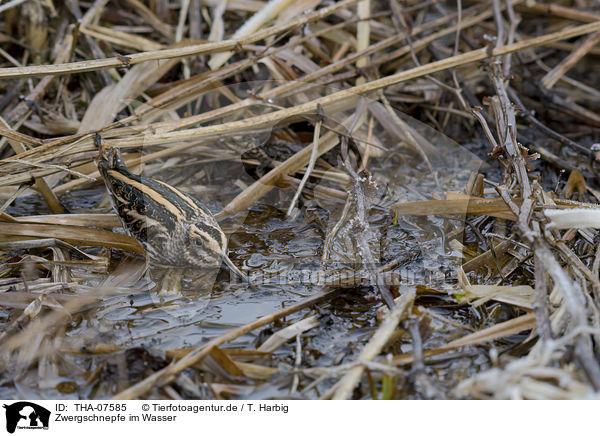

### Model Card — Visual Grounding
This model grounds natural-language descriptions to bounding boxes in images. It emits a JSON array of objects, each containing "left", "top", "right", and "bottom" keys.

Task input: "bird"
[{"left": 97, "top": 145, "right": 249, "bottom": 283}]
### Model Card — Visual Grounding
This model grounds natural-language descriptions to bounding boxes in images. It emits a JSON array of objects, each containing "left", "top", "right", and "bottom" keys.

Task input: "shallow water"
[{"left": 1, "top": 104, "right": 497, "bottom": 399}]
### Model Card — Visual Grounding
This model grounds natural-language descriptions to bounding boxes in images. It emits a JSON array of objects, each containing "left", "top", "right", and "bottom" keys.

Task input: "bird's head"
[{"left": 185, "top": 222, "right": 227, "bottom": 267}]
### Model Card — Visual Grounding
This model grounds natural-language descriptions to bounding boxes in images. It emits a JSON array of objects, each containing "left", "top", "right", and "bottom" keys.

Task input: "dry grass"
[{"left": 0, "top": 0, "right": 599, "bottom": 400}]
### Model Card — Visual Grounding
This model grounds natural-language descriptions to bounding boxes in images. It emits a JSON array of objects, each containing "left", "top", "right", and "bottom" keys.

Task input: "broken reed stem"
[
  {"left": 286, "top": 114, "right": 322, "bottom": 216},
  {"left": 355, "top": 0, "right": 371, "bottom": 71},
  {"left": 534, "top": 247, "right": 552, "bottom": 343}
]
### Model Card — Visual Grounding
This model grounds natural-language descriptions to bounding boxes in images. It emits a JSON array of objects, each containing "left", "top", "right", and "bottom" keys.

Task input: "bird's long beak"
[{"left": 222, "top": 254, "right": 251, "bottom": 284}]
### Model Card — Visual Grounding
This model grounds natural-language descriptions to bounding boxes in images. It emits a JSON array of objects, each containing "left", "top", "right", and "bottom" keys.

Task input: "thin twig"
[{"left": 287, "top": 106, "right": 323, "bottom": 216}]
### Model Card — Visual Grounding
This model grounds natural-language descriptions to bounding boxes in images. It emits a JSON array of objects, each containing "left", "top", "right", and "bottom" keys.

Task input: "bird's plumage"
[{"left": 98, "top": 147, "right": 247, "bottom": 282}]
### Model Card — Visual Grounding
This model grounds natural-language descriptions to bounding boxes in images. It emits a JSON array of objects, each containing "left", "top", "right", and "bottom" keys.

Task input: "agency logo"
[{"left": 3, "top": 402, "right": 50, "bottom": 433}]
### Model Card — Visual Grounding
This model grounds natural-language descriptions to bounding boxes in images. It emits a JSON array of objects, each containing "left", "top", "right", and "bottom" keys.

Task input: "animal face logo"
[{"left": 3, "top": 402, "right": 50, "bottom": 433}]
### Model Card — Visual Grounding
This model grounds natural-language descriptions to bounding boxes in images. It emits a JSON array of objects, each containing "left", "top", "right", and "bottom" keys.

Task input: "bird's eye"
[{"left": 195, "top": 239, "right": 203, "bottom": 246}]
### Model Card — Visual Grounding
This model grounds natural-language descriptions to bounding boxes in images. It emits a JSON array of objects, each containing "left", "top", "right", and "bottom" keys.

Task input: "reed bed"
[{"left": 0, "top": 0, "right": 599, "bottom": 400}]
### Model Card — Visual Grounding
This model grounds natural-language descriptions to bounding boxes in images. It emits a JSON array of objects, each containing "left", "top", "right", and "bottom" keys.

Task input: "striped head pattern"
[{"left": 98, "top": 147, "right": 228, "bottom": 268}]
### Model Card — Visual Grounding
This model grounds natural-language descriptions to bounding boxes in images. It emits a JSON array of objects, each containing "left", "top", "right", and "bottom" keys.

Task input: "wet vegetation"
[{"left": 0, "top": 0, "right": 599, "bottom": 399}]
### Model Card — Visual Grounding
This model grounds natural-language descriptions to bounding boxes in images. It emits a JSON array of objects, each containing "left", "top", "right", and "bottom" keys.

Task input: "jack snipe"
[{"left": 97, "top": 145, "right": 249, "bottom": 283}]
